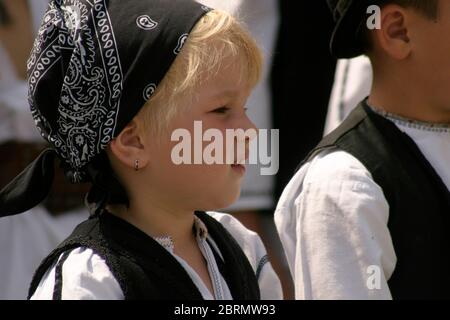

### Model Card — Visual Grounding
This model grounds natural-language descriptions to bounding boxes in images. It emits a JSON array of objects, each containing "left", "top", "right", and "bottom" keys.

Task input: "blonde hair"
[{"left": 135, "top": 9, "right": 264, "bottom": 135}]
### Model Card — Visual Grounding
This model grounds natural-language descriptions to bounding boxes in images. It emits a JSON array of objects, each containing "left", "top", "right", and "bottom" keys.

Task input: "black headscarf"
[{"left": 0, "top": 0, "right": 211, "bottom": 217}]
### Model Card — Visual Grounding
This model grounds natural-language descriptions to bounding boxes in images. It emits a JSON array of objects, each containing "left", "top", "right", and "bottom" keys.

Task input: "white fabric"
[
  {"left": 151, "top": 215, "right": 233, "bottom": 300},
  {"left": 30, "top": 212, "right": 283, "bottom": 300},
  {"left": 209, "top": 212, "right": 282, "bottom": 300},
  {"left": 30, "top": 247, "right": 124, "bottom": 300},
  {"left": 324, "top": 56, "right": 372, "bottom": 135},
  {"left": 275, "top": 115, "right": 450, "bottom": 300},
  {"left": 0, "top": 0, "right": 49, "bottom": 143},
  {"left": 174, "top": 237, "right": 233, "bottom": 300},
  {"left": 0, "top": 207, "right": 88, "bottom": 299},
  {"left": 382, "top": 113, "right": 450, "bottom": 191},
  {"left": 199, "top": 0, "right": 280, "bottom": 211}
]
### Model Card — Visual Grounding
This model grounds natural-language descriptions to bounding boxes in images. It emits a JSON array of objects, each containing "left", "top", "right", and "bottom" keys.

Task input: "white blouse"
[
  {"left": 275, "top": 109, "right": 450, "bottom": 300},
  {"left": 30, "top": 212, "right": 283, "bottom": 300}
]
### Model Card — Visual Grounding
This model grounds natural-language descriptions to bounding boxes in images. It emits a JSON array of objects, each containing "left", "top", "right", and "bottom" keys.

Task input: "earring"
[{"left": 134, "top": 159, "right": 139, "bottom": 171}]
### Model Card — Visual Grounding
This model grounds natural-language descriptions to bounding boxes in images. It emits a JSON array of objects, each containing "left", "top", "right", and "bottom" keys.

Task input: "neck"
[
  {"left": 369, "top": 68, "right": 450, "bottom": 125},
  {"left": 109, "top": 196, "right": 196, "bottom": 248}
]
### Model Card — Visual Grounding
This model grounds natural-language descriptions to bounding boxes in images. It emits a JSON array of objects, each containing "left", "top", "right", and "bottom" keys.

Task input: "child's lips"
[{"left": 231, "top": 164, "right": 246, "bottom": 175}]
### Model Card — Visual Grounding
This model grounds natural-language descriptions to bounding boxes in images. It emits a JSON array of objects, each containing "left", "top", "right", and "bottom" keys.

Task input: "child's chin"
[{"left": 202, "top": 187, "right": 241, "bottom": 211}]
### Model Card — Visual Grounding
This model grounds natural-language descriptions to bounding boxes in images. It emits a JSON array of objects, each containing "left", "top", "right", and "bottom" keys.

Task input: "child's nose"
[
  {"left": 244, "top": 117, "right": 257, "bottom": 162},
  {"left": 242, "top": 115, "right": 258, "bottom": 142}
]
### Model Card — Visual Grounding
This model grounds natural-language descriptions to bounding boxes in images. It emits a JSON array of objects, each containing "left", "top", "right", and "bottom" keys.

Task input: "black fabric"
[
  {"left": 196, "top": 212, "right": 260, "bottom": 300},
  {"left": 272, "top": 0, "right": 336, "bottom": 200},
  {"left": 84, "top": 151, "right": 130, "bottom": 214},
  {"left": 52, "top": 251, "right": 71, "bottom": 300},
  {"left": 28, "top": 212, "right": 260, "bottom": 300},
  {"left": 326, "top": 0, "right": 376, "bottom": 58},
  {"left": 0, "top": 0, "right": 210, "bottom": 217},
  {"left": 302, "top": 101, "right": 450, "bottom": 299},
  {"left": 0, "top": 149, "right": 57, "bottom": 217}
]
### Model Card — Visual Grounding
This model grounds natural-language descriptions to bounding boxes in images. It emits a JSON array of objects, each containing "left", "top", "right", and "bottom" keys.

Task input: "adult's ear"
[
  {"left": 373, "top": 4, "right": 412, "bottom": 60},
  {"left": 108, "top": 120, "right": 149, "bottom": 170}
]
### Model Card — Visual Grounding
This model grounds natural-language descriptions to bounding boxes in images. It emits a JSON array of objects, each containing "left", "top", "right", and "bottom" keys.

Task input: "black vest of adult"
[
  {"left": 302, "top": 101, "right": 450, "bottom": 299},
  {"left": 28, "top": 211, "right": 261, "bottom": 300}
]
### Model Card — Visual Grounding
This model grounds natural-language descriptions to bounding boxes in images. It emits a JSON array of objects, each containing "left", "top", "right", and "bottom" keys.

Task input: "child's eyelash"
[
  {"left": 212, "top": 106, "right": 230, "bottom": 114},
  {"left": 211, "top": 106, "right": 248, "bottom": 114}
]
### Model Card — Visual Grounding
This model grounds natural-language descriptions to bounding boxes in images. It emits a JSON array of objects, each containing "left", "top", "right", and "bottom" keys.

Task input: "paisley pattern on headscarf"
[
  {"left": 27, "top": 0, "right": 210, "bottom": 182},
  {"left": 0, "top": 0, "right": 211, "bottom": 217},
  {"left": 28, "top": 0, "right": 124, "bottom": 181}
]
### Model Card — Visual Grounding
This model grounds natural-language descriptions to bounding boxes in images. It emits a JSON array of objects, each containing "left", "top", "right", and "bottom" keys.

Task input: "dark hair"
[
  {"left": 359, "top": 0, "right": 439, "bottom": 54},
  {"left": 83, "top": 151, "right": 130, "bottom": 216},
  {"left": 0, "top": 1, "right": 11, "bottom": 26}
]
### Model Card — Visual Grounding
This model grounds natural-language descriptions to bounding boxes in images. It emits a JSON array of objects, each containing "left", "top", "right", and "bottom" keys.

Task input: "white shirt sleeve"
[
  {"left": 207, "top": 212, "right": 284, "bottom": 300},
  {"left": 30, "top": 247, "right": 124, "bottom": 300},
  {"left": 275, "top": 149, "right": 397, "bottom": 300}
]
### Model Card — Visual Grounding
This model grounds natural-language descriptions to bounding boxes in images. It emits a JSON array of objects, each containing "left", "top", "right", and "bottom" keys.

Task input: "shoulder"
[
  {"left": 300, "top": 148, "right": 383, "bottom": 195},
  {"left": 276, "top": 148, "right": 389, "bottom": 232},
  {"left": 30, "top": 247, "right": 123, "bottom": 300},
  {"left": 205, "top": 211, "right": 266, "bottom": 268},
  {"left": 302, "top": 149, "right": 388, "bottom": 214},
  {"left": 279, "top": 149, "right": 379, "bottom": 207},
  {"left": 302, "top": 149, "right": 388, "bottom": 211},
  {"left": 206, "top": 211, "right": 283, "bottom": 299},
  {"left": 304, "top": 148, "right": 375, "bottom": 185}
]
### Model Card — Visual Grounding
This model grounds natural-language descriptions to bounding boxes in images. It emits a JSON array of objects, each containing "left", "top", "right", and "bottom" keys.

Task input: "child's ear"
[
  {"left": 374, "top": 4, "right": 411, "bottom": 60},
  {"left": 109, "top": 120, "right": 149, "bottom": 170}
]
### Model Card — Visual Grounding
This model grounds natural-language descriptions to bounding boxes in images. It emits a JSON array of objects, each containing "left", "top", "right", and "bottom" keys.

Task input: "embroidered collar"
[
  {"left": 154, "top": 236, "right": 175, "bottom": 253},
  {"left": 367, "top": 103, "right": 450, "bottom": 134},
  {"left": 194, "top": 215, "right": 208, "bottom": 239},
  {"left": 154, "top": 216, "right": 208, "bottom": 253}
]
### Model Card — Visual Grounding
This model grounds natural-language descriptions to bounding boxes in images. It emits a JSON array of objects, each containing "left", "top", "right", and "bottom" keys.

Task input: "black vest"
[
  {"left": 28, "top": 211, "right": 260, "bottom": 300},
  {"left": 303, "top": 101, "right": 450, "bottom": 299}
]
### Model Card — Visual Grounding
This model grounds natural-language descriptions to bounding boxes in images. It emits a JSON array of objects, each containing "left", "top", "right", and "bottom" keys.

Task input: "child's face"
[
  {"left": 142, "top": 58, "right": 256, "bottom": 211},
  {"left": 406, "top": 0, "right": 450, "bottom": 115}
]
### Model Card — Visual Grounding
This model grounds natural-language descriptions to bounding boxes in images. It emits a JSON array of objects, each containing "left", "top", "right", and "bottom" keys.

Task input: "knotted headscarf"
[{"left": 0, "top": 0, "right": 211, "bottom": 217}]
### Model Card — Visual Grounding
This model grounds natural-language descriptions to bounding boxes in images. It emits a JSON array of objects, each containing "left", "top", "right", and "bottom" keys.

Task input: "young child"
[
  {"left": 0, "top": 0, "right": 282, "bottom": 299},
  {"left": 275, "top": 0, "right": 450, "bottom": 299}
]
